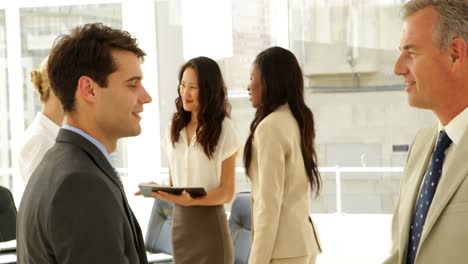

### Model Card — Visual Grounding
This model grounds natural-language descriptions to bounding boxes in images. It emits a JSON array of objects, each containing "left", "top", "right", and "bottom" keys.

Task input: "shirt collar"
[
  {"left": 37, "top": 112, "right": 61, "bottom": 135},
  {"left": 62, "top": 124, "right": 112, "bottom": 163},
  {"left": 438, "top": 107, "right": 468, "bottom": 146},
  {"left": 180, "top": 127, "right": 188, "bottom": 144}
]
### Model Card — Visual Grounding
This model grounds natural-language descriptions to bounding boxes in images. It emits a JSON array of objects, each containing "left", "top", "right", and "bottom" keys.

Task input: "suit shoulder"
[
  {"left": 257, "top": 106, "right": 295, "bottom": 134},
  {"left": 404, "top": 126, "right": 437, "bottom": 164},
  {"left": 416, "top": 126, "right": 436, "bottom": 137},
  {"left": 54, "top": 171, "right": 116, "bottom": 198},
  {"left": 49, "top": 170, "right": 121, "bottom": 221},
  {"left": 222, "top": 116, "right": 235, "bottom": 129},
  {"left": 40, "top": 144, "right": 112, "bottom": 194},
  {"left": 51, "top": 142, "right": 96, "bottom": 167},
  {"left": 412, "top": 126, "right": 437, "bottom": 145}
]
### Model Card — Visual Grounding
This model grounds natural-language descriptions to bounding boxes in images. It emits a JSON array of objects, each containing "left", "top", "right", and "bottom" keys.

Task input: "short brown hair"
[{"left": 47, "top": 23, "right": 146, "bottom": 112}]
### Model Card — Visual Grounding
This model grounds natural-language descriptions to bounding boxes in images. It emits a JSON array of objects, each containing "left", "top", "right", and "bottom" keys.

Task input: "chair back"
[
  {"left": 145, "top": 199, "right": 174, "bottom": 255},
  {"left": 0, "top": 186, "right": 17, "bottom": 242},
  {"left": 229, "top": 192, "right": 252, "bottom": 264}
]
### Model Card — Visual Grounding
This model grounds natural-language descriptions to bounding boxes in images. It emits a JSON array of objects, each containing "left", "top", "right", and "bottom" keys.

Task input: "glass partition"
[
  {"left": 0, "top": 9, "right": 11, "bottom": 188},
  {"left": 19, "top": 4, "right": 126, "bottom": 168}
]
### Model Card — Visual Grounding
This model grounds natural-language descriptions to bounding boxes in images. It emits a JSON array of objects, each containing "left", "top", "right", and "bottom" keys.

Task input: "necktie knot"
[{"left": 435, "top": 130, "right": 452, "bottom": 152}]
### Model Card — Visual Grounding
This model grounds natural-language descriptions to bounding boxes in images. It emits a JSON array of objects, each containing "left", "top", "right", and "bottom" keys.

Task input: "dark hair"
[
  {"left": 243, "top": 46, "right": 321, "bottom": 196},
  {"left": 170, "top": 57, "right": 230, "bottom": 159},
  {"left": 47, "top": 23, "right": 146, "bottom": 112}
]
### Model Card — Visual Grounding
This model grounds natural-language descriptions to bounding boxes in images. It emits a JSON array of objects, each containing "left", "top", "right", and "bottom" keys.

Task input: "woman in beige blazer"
[{"left": 244, "top": 46, "right": 322, "bottom": 264}]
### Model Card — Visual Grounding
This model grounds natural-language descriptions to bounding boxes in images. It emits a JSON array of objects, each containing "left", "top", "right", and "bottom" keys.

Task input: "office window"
[
  {"left": 288, "top": 0, "right": 436, "bottom": 215},
  {"left": 289, "top": 1, "right": 436, "bottom": 262},
  {"left": 289, "top": 0, "right": 405, "bottom": 89},
  {"left": 155, "top": 0, "right": 285, "bottom": 174},
  {"left": 19, "top": 4, "right": 127, "bottom": 168},
  {"left": 20, "top": 4, "right": 121, "bottom": 124},
  {"left": 0, "top": 10, "right": 10, "bottom": 188}
]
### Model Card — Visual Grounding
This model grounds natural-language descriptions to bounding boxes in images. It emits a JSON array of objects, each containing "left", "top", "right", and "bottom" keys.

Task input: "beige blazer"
[
  {"left": 385, "top": 125, "right": 468, "bottom": 264},
  {"left": 248, "top": 104, "right": 321, "bottom": 264}
]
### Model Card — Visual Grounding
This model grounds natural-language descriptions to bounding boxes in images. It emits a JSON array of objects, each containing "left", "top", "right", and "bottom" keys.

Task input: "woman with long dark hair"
[
  {"left": 244, "top": 46, "right": 322, "bottom": 264},
  {"left": 152, "top": 56, "right": 241, "bottom": 263}
]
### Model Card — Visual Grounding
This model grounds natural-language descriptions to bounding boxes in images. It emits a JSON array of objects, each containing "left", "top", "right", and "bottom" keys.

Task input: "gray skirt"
[{"left": 172, "top": 204, "right": 234, "bottom": 264}]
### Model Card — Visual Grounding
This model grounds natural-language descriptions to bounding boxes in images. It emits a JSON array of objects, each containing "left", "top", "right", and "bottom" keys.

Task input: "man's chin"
[
  {"left": 407, "top": 97, "right": 429, "bottom": 110},
  {"left": 133, "top": 127, "right": 142, "bottom": 136},
  {"left": 123, "top": 126, "right": 142, "bottom": 138},
  {"left": 407, "top": 97, "right": 417, "bottom": 107}
]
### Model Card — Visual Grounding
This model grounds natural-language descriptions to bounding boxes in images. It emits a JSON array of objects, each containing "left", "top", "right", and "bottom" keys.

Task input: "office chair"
[
  {"left": 0, "top": 186, "right": 17, "bottom": 242},
  {"left": 145, "top": 199, "right": 174, "bottom": 264},
  {"left": 229, "top": 192, "right": 252, "bottom": 264}
]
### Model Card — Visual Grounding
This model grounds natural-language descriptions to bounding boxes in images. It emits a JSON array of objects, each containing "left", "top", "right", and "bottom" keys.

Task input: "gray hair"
[{"left": 402, "top": 0, "right": 468, "bottom": 49}]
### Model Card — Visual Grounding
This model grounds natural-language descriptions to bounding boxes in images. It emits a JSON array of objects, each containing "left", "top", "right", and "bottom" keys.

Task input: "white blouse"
[
  {"left": 166, "top": 118, "right": 241, "bottom": 192},
  {"left": 18, "top": 112, "right": 60, "bottom": 183}
]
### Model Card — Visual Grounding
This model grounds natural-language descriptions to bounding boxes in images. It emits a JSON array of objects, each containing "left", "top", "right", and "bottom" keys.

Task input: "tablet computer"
[{"left": 138, "top": 183, "right": 207, "bottom": 198}]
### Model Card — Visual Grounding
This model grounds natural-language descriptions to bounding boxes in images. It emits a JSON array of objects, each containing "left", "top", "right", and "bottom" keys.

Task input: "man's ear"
[
  {"left": 449, "top": 37, "right": 467, "bottom": 70},
  {"left": 77, "top": 76, "right": 97, "bottom": 104}
]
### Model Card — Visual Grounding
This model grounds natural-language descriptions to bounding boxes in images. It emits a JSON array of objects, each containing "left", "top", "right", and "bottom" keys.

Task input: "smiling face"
[
  {"left": 247, "top": 64, "right": 263, "bottom": 108},
  {"left": 94, "top": 49, "right": 152, "bottom": 142},
  {"left": 394, "top": 7, "right": 453, "bottom": 110},
  {"left": 179, "top": 67, "right": 200, "bottom": 114}
]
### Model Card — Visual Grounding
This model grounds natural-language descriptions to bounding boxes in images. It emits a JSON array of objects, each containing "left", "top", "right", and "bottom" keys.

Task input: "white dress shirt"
[
  {"left": 18, "top": 112, "right": 60, "bottom": 183},
  {"left": 417, "top": 107, "right": 468, "bottom": 194},
  {"left": 438, "top": 107, "right": 468, "bottom": 151},
  {"left": 434, "top": 106, "right": 468, "bottom": 180},
  {"left": 166, "top": 117, "right": 241, "bottom": 192}
]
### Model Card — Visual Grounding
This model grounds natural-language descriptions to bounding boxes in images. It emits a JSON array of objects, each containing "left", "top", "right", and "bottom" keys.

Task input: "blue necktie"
[{"left": 406, "top": 130, "right": 452, "bottom": 264}]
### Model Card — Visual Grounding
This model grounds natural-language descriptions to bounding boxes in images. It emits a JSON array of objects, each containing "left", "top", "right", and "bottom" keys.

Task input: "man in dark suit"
[{"left": 17, "top": 23, "right": 152, "bottom": 264}]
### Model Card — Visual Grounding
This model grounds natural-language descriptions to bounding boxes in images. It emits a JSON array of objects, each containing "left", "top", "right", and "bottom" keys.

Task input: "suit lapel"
[
  {"left": 56, "top": 129, "right": 123, "bottom": 191},
  {"left": 131, "top": 209, "right": 148, "bottom": 263},
  {"left": 398, "top": 127, "right": 436, "bottom": 263},
  {"left": 56, "top": 129, "right": 145, "bottom": 258},
  {"left": 418, "top": 127, "right": 468, "bottom": 249}
]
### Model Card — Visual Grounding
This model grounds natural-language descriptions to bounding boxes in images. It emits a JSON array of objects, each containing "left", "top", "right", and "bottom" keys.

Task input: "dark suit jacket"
[{"left": 17, "top": 129, "right": 148, "bottom": 264}]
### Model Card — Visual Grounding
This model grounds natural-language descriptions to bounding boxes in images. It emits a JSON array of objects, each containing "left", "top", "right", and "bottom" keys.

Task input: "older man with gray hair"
[{"left": 386, "top": 0, "right": 468, "bottom": 263}]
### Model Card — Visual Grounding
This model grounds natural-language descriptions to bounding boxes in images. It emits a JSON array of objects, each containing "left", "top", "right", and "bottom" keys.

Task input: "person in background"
[
  {"left": 17, "top": 23, "right": 151, "bottom": 264},
  {"left": 244, "top": 46, "right": 322, "bottom": 264},
  {"left": 146, "top": 56, "right": 241, "bottom": 264},
  {"left": 18, "top": 56, "right": 63, "bottom": 184},
  {"left": 385, "top": 1, "right": 468, "bottom": 263}
]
